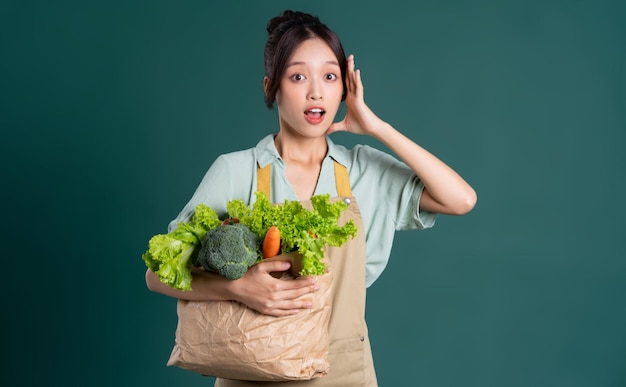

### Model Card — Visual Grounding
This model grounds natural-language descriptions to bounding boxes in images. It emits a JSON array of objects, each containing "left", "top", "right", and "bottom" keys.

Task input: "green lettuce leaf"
[{"left": 141, "top": 204, "right": 220, "bottom": 291}]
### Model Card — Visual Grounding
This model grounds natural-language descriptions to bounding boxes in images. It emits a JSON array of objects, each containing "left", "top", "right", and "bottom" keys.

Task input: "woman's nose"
[{"left": 307, "top": 81, "right": 323, "bottom": 100}]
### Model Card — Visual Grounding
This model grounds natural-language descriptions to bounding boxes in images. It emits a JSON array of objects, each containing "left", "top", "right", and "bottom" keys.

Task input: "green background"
[{"left": 2, "top": 0, "right": 624, "bottom": 386}]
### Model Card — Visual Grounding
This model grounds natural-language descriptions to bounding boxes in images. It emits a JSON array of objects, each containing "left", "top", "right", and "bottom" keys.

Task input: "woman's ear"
[{"left": 263, "top": 76, "right": 270, "bottom": 96}]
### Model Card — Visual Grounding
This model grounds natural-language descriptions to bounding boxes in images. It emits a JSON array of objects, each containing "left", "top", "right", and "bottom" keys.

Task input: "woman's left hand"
[{"left": 326, "top": 55, "right": 387, "bottom": 138}]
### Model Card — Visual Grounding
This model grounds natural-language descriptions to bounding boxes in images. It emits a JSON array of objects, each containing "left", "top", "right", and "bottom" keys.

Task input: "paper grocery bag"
[{"left": 167, "top": 254, "right": 332, "bottom": 381}]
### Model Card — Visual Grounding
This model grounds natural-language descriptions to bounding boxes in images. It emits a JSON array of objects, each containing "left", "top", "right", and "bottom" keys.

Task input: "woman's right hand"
[{"left": 227, "top": 259, "right": 320, "bottom": 317}]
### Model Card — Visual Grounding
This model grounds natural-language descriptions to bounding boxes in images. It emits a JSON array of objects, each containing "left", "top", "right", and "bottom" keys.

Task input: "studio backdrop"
[{"left": 1, "top": 1, "right": 624, "bottom": 386}]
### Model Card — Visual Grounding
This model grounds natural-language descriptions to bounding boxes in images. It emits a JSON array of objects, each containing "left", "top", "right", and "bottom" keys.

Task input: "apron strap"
[
  {"left": 257, "top": 163, "right": 271, "bottom": 198},
  {"left": 333, "top": 160, "right": 353, "bottom": 197},
  {"left": 256, "top": 160, "right": 353, "bottom": 199}
]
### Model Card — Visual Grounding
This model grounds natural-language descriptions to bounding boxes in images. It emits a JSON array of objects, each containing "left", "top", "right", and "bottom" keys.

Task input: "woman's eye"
[
  {"left": 290, "top": 74, "right": 305, "bottom": 81},
  {"left": 325, "top": 73, "right": 338, "bottom": 81}
]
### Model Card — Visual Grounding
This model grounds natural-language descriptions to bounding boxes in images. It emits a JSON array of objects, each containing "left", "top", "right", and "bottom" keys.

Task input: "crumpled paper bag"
[{"left": 167, "top": 254, "right": 332, "bottom": 381}]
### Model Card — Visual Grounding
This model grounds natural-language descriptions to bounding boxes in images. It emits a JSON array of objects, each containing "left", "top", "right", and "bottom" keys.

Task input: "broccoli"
[{"left": 197, "top": 221, "right": 259, "bottom": 280}]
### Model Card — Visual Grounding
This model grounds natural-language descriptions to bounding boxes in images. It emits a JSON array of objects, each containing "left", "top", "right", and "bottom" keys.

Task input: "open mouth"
[{"left": 305, "top": 108, "right": 325, "bottom": 119}]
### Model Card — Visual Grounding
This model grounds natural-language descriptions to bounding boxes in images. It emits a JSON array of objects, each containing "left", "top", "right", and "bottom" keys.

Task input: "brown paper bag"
[{"left": 167, "top": 253, "right": 333, "bottom": 381}]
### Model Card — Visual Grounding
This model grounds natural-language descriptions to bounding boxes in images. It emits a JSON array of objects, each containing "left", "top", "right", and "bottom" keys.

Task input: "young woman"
[{"left": 146, "top": 10, "right": 476, "bottom": 386}]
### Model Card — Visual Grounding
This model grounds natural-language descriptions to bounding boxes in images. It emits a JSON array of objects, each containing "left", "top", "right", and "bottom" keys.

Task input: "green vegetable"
[
  {"left": 228, "top": 192, "right": 357, "bottom": 276},
  {"left": 142, "top": 192, "right": 357, "bottom": 290},
  {"left": 141, "top": 204, "right": 220, "bottom": 291},
  {"left": 197, "top": 222, "right": 259, "bottom": 280}
]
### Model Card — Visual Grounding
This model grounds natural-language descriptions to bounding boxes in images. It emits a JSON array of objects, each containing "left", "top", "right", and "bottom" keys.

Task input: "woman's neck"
[{"left": 274, "top": 132, "right": 328, "bottom": 166}]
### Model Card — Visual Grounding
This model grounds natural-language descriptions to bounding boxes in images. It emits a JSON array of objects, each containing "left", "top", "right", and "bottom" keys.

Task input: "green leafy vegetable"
[
  {"left": 141, "top": 204, "right": 220, "bottom": 291},
  {"left": 142, "top": 192, "right": 357, "bottom": 290}
]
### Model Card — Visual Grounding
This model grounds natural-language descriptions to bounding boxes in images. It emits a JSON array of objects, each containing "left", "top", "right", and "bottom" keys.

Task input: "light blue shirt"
[{"left": 169, "top": 134, "right": 436, "bottom": 287}]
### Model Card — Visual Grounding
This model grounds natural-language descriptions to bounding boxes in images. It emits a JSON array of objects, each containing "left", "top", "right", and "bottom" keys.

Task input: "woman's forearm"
[
  {"left": 145, "top": 259, "right": 319, "bottom": 317},
  {"left": 145, "top": 268, "right": 234, "bottom": 302}
]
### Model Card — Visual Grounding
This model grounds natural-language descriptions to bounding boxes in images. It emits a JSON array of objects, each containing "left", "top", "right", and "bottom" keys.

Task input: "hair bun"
[{"left": 266, "top": 10, "right": 321, "bottom": 36}]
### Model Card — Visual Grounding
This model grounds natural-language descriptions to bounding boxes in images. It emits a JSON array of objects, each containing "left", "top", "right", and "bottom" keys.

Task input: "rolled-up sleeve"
[{"left": 398, "top": 175, "right": 437, "bottom": 230}]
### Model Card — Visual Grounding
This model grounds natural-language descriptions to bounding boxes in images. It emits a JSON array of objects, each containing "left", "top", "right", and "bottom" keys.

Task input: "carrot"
[{"left": 262, "top": 226, "right": 281, "bottom": 258}]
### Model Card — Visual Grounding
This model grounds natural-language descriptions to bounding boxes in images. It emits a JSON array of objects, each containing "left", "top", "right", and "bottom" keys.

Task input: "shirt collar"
[
  {"left": 256, "top": 134, "right": 281, "bottom": 168},
  {"left": 326, "top": 136, "right": 350, "bottom": 168},
  {"left": 255, "top": 134, "right": 350, "bottom": 169}
]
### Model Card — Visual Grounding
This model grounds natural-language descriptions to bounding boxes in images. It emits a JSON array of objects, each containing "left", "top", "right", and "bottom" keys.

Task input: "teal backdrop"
[{"left": 1, "top": 0, "right": 624, "bottom": 386}]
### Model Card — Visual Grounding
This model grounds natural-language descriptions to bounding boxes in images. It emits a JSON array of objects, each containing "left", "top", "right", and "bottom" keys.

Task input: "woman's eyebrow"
[{"left": 286, "top": 60, "right": 340, "bottom": 68}]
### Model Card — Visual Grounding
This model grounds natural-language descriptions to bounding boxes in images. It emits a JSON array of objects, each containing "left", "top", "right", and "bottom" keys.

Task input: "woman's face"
[{"left": 275, "top": 37, "right": 344, "bottom": 137}]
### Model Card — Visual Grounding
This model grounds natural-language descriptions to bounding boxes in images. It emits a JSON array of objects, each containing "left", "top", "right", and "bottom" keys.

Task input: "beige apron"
[{"left": 215, "top": 161, "right": 377, "bottom": 386}]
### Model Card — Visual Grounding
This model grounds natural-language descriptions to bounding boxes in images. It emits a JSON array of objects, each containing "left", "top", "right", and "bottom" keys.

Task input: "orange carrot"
[{"left": 262, "top": 226, "right": 281, "bottom": 258}]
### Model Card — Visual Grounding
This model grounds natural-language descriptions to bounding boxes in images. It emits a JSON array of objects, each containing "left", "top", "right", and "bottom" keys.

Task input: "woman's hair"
[{"left": 263, "top": 10, "right": 347, "bottom": 109}]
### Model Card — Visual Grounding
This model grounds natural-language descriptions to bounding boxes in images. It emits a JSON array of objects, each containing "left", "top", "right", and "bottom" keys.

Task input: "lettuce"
[{"left": 142, "top": 204, "right": 220, "bottom": 291}]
